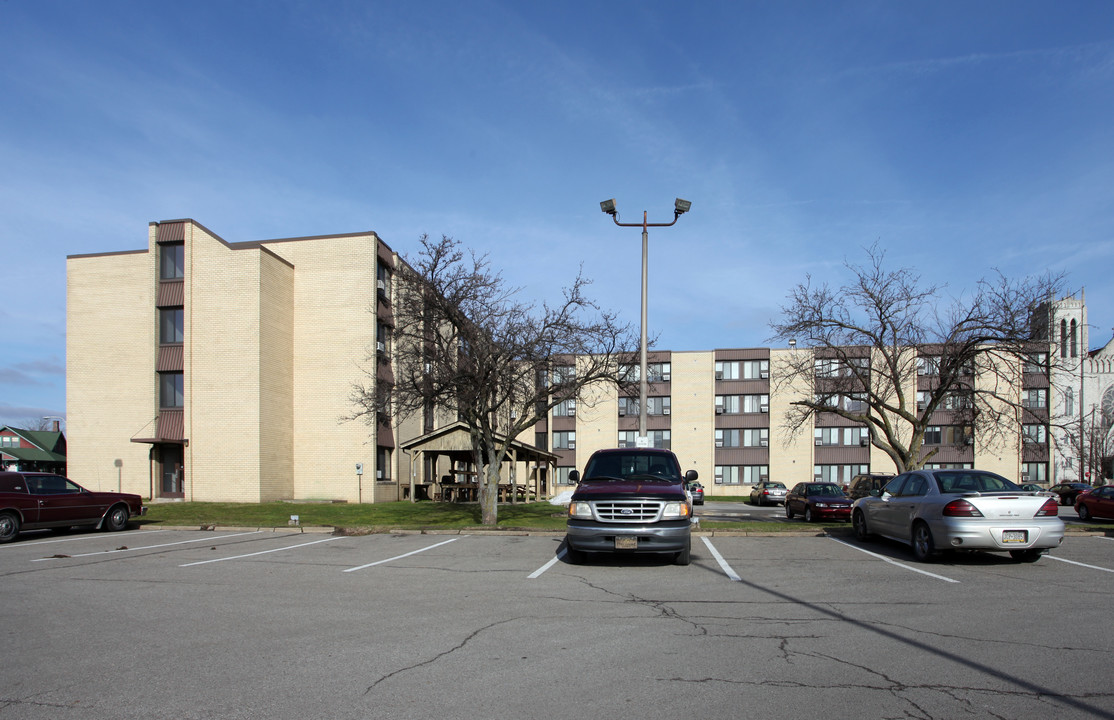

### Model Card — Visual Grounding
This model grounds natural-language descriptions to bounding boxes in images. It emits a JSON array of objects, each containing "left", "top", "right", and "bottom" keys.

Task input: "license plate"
[
  {"left": 1002, "top": 530, "right": 1028, "bottom": 543},
  {"left": 615, "top": 536, "right": 638, "bottom": 550}
]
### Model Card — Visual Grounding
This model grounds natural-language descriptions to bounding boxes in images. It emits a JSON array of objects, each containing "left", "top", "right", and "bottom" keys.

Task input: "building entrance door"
[{"left": 159, "top": 444, "right": 184, "bottom": 498}]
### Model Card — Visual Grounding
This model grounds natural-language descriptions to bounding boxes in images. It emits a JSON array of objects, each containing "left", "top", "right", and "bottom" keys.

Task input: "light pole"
[{"left": 600, "top": 198, "right": 691, "bottom": 445}]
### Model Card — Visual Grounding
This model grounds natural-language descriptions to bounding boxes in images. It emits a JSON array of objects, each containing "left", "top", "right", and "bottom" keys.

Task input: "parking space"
[{"left": 1, "top": 527, "right": 1110, "bottom": 720}]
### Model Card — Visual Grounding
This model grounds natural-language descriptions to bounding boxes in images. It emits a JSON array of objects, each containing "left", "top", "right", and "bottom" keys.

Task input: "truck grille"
[{"left": 592, "top": 500, "right": 664, "bottom": 522}]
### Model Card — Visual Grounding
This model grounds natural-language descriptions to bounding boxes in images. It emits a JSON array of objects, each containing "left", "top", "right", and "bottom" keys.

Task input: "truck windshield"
[{"left": 583, "top": 453, "right": 680, "bottom": 482}]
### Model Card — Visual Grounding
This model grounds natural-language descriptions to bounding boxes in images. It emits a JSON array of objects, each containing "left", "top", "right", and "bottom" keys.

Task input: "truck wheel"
[
  {"left": 674, "top": 539, "right": 691, "bottom": 566},
  {"left": 563, "top": 541, "right": 585, "bottom": 565}
]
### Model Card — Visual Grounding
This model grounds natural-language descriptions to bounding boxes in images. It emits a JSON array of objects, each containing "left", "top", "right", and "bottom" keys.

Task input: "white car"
[{"left": 851, "top": 469, "right": 1064, "bottom": 563}]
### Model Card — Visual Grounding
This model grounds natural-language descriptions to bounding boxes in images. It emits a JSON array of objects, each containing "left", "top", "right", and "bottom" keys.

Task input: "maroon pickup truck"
[{"left": 565, "top": 448, "right": 697, "bottom": 565}]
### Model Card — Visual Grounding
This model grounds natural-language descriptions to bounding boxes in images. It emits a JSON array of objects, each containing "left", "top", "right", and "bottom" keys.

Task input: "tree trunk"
[{"left": 480, "top": 464, "right": 500, "bottom": 525}]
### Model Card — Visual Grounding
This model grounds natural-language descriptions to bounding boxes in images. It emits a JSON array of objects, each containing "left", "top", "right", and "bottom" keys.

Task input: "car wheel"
[
  {"left": 804, "top": 506, "right": 814, "bottom": 523},
  {"left": 852, "top": 510, "right": 873, "bottom": 540},
  {"left": 785, "top": 503, "right": 794, "bottom": 519},
  {"left": 911, "top": 522, "right": 936, "bottom": 562},
  {"left": 674, "top": 539, "right": 691, "bottom": 566},
  {"left": 0, "top": 512, "right": 20, "bottom": 543},
  {"left": 104, "top": 505, "right": 130, "bottom": 532},
  {"left": 1078, "top": 505, "right": 1091, "bottom": 521},
  {"left": 1010, "top": 549, "right": 1043, "bottom": 563},
  {"left": 563, "top": 541, "right": 585, "bottom": 565}
]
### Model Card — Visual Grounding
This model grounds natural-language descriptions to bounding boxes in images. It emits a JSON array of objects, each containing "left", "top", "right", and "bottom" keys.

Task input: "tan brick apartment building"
[
  {"left": 66, "top": 219, "right": 418, "bottom": 503},
  {"left": 67, "top": 220, "right": 1102, "bottom": 502}
]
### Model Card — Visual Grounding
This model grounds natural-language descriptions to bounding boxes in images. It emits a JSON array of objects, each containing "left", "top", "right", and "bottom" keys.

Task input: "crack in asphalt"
[{"left": 362, "top": 618, "right": 518, "bottom": 695}]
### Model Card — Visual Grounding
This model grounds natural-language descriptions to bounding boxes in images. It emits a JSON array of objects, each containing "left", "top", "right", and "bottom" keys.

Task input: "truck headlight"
[
  {"left": 568, "top": 502, "right": 593, "bottom": 519},
  {"left": 661, "top": 502, "right": 690, "bottom": 519}
]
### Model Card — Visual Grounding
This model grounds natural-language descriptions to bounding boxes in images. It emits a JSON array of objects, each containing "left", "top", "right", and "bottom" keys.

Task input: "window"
[
  {"left": 1021, "top": 462, "right": 1047, "bottom": 483},
  {"left": 1065, "top": 387, "right": 1074, "bottom": 416},
  {"left": 159, "top": 372, "right": 183, "bottom": 408},
  {"left": 1022, "top": 424, "right": 1047, "bottom": 444},
  {"left": 554, "top": 467, "right": 575, "bottom": 485},
  {"left": 376, "top": 447, "right": 391, "bottom": 481},
  {"left": 553, "top": 398, "right": 576, "bottom": 417},
  {"left": 1060, "top": 319, "right": 1069, "bottom": 358},
  {"left": 943, "top": 426, "right": 972, "bottom": 445},
  {"left": 742, "top": 394, "right": 770, "bottom": 413},
  {"left": 917, "top": 356, "right": 941, "bottom": 376},
  {"left": 646, "top": 396, "right": 671, "bottom": 416},
  {"left": 648, "top": 362, "right": 671, "bottom": 383},
  {"left": 160, "top": 308, "right": 184, "bottom": 344},
  {"left": 1022, "top": 388, "right": 1047, "bottom": 409},
  {"left": 814, "top": 427, "right": 867, "bottom": 446},
  {"left": 716, "top": 429, "right": 769, "bottom": 447},
  {"left": 618, "top": 431, "right": 670, "bottom": 449},
  {"left": 715, "top": 465, "right": 768, "bottom": 485},
  {"left": 716, "top": 359, "right": 767, "bottom": 380},
  {"left": 814, "top": 464, "right": 868, "bottom": 485},
  {"left": 715, "top": 395, "right": 739, "bottom": 414},
  {"left": 923, "top": 462, "right": 973, "bottom": 470},
  {"left": 622, "top": 362, "right": 671, "bottom": 382},
  {"left": 1024, "top": 353, "right": 1048, "bottom": 374},
  {"left": 743, "top": 428, "right": 769, "bottom": 447},
  {"left": 941, "top": 392, "right": 973, "bottom": 410},
  {"left": 924, "top": 426, "right": 942, "bottom": 445},
  {"left": 618, "top": 397, "right": 639, "bottom": 417},
  {"left": 159, "top": 243, "right": 184, "bottom": 280},
  {"left": 535, "top": 432, "right": 547, "bottom": 450},
  {"left": 0, "top": 436, "right": 20, "bottom": 448},
  {"left": 552, "top": 366, "right": 576, "bottom": 384},
  {"left": 553, "top": 431, "right": 575, "bottom": 450},
  {"left": 916, "top": 391, "right": 929, "bottom": 412}
]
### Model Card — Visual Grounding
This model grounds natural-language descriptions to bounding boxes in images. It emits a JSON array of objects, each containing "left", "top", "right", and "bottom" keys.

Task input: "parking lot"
[{"left": 2, "top": 524, "right": 1111, "bottom": 720}]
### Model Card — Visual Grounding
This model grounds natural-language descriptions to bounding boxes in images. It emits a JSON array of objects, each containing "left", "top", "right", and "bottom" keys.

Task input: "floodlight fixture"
[
  {"left": 674, "top": 198, "right": 692, "bottom": 215},
  {"left": 600, "top": 198, "right": 617, "bottom": 216}
]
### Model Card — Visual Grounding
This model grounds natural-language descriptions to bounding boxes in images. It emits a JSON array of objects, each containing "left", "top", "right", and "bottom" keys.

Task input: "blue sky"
[{"left": 2, "top": 0, "right": 1113, "bottom": 428}]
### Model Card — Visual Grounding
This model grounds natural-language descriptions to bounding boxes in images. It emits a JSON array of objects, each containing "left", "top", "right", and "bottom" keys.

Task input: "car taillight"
[
  {"left": 943, "top": 499, "right": 984, "bottom": 517},
  {"left": 1035, "top": 498, "right": 1059, "bottom": 517}
]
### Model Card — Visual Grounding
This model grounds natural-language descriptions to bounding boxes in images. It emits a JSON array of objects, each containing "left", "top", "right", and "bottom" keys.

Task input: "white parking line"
[
  {"left": 180, "top": 535, "right": 343, "bottom": 566},
  {"left": 32, "top": 531, "right": 263, "bottom": 561},
  {"left": 701, "top": 537, "right": 741, "bottom": 581},
  {"left": 528, "top": 551, "right": 564, "bottom": 578},
  {"left": 1047, "top": 555, "right": 1114, "bottom": 573},
  {"left": 342, "top": 537, "right": 462, "bottom": 573},
  {"left": 829, "top": 537, "right": 961, "bottom": 583},
  {"left": 1, "top": 529, "right": 174, "bottom": 550}
]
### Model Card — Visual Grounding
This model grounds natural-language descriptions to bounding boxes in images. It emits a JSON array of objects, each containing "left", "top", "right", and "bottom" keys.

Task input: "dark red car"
[
  {"left": 785, "top": 481, "right": 853, "bottom": 522},
  {"left": 0, "top": 471, "right": 146, "bottom": 543},
  {"left": 1075, "top": 485, "right": 1114, "bottom": 521}
]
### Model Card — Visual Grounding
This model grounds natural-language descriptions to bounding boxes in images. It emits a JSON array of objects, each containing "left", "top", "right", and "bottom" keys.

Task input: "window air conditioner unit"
[
  {"left": 715, "top": 407, "right": 724, "bottom": 414},
  {"left": 715, "top": 371, "right": 723, "bottom": 380},
  {"left": 715, "top": 440, "right": 723, "bottom": 448},
  {"left": 759, "top": 438, "right": 768, "bottom": 447},
  {"left": 376, "top": 341, "right": 386, "bottom": 353},
  {"left": 1021, "top": 399, "right": 1031, "bottom": 408},
  {"left": 618, "top": 409, "right": 626, "bottom": 417},
  {"left": 663, "top": 407, "right": 670, "bottom": 415},
  {"left": 760, "top": 405, "right": 769, "bottom": 413},
  {"left": 860, "top": 438, "right": 869, "bottom": 447},
  {"left": 815, "top": 439, "right": 824, "bottom": 446},
  {"left": 760, "top": 370, "right": 769, "bottom": 379},
  {"left": 377, "top": 279, "right": 387, "bottom": 294},
  {"left": 568, "top": 441, "right": 575, "bottom": 449}
]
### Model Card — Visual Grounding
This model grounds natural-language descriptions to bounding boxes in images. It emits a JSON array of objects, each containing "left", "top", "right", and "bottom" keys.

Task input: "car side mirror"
[
  {"left": 685, "top": 469, "right": 699, "bottom": 482},
  {"left": 568, "top": 470, "right": 580, "bottom": 484},
  {"left": 870, "top": 489, "right": 882, "bottom": 497}
]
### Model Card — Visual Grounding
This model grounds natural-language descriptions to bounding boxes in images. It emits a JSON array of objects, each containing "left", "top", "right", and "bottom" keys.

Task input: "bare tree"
[
  {"left": 769, "top": 243, "right": 1066, "bottom": 473},
  {"left": 349, "top": 234, "right": 639, "bottom": 525}
]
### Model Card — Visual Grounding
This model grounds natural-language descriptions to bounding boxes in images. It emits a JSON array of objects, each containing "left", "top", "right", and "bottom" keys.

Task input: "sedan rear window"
[{"left": 935, "top": 471, "right": 1018, "bottom": 494}]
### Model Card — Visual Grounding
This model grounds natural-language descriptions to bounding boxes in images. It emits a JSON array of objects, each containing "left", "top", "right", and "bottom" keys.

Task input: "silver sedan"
[{"left": 851, "top": 469, "right": 1065, "bottom": 563}]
